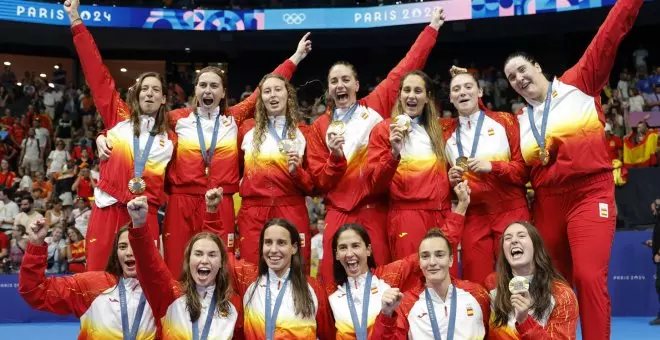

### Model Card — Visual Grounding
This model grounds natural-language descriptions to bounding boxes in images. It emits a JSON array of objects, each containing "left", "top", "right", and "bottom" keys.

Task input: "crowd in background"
[{"left": 0, "top": 43, "right": 657, "bottom": 275}]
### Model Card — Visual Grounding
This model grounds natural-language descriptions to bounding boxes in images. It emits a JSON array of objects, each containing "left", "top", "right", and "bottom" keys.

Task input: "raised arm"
[
  {"left": 64, "top": 0, "right": 128, "bottom": 129},
  {"left": 305, "top": 120, "right": 347, "bottom": 193},
  {"left": 560, "top": 0, "right": 644, "bottom": 99},
  {"left": 18, "top": 220, "right": 112, "bottom": 317},
  {"left": 489, "top": 112, "right": 529, "bottom": 186},
  {"left": 227, "top": 33, "right": 312, "bottom": 127},
  {"left": 375, "top": 252, "right": 421, "bottom": 291},
  {"left": 361, "top": 8, "right": 443, "bottom": 117},
  {"left": 516, "top": 282, "right": 578, "bottom": 340},
  {"left": 127, "top": 196, "right": 179, "bottom": 320}
]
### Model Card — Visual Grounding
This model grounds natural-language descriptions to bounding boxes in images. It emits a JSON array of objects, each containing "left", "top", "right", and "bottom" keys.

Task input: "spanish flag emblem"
[
  {"left": 467, "top": 306, "right": 474, "bottom": 316},
  {"left": 361, "top": 111, "right": 369, "bottom": 119},
  {"left": 552, "top": 90, "right": 558, "bottom": 98},
  {"left": 371, "top": 286, "right": 378, "bottom": 295},
  {"left": 159, "top": 138, "right": 165, "bottom": 147},
  {"left": 488, "top": 128, "right": 494, "bottom": 136}
]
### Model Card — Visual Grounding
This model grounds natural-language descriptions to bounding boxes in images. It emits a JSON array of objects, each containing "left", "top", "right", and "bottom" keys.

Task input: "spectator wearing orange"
[
  {"left": 1, "top": 108, "right": 15, "bottom": 128},
  {"left": 623, "top": 118, "right": 659, "bottom": 168},
  {"left": 9, "top": 120, "right": 26, "bottom": 146},
  {"left": 65, "top": 226, "right": 86, "bottom": 273},
  {"left": 32, "top": 172, "right": 53, "bottom": 202}
]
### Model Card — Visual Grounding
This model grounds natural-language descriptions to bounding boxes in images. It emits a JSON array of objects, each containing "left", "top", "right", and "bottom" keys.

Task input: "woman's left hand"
[{"left": 468, "top": 158, "right": 492, "bottom": 173}]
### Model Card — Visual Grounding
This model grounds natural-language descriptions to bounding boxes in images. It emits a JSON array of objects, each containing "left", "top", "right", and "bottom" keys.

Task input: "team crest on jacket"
[
  {"left": 487, "top": 128, "right": 495, "bottom": 136},
  {"left": 466, "top": 304, "right": 474, "bottom": 317},
  {"left": 370, "top": 286, "right": 378, "bottom": 295},
  {"left": 159, "top": 138, "right": 165, "bottom": 147},
  {"left": 417, "top": 312, "right": 428, "bottom": 319},
  {"left": 361, "top": 111, "right": 369, "bottom": 119}
]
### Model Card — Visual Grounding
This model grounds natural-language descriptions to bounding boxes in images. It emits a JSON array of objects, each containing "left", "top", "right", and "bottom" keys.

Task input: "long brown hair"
[
  {"left": 104, "top": 225, "right": 130, "bottom": 277},
  {"left": 180, "top": 232, "right": 233, "bottom": 322},
  {"left": 252, "top": 74, "right": 299, "bottom": 158},
  {"left": 126, "top": 72, "right": 169, "bottom": 137},
  {"left": 391, "top": 70, "right": 446, "bottom": 162},
  {"left": 192, "top": 66, "right": 228, "bottom": 115},
  {"left": 325, "top": 61, "right": 359, "bottom": 111},
  {"left": 247, "top": 218, "right": 315, "bottom": 318},
  {"left": 492, "top": 221, "right": 566, "bottom": 326}
]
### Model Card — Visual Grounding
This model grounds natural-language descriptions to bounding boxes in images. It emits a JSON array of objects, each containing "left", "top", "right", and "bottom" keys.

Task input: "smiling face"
[
  {"left": 138, "top": 76, "right": 166, "bottom": 115},
  {"left": 502, "top": 223, "right": 535, "bottom": 275},
  {"left": 399, "top": 74, "right": 428, "bottom": 118},
  {"left": 504, "top": 56, "right": 547, "bottom": 101},
  {"left": 195, "top": 72, "right": 225, "bottom": 112},
  {"left": 418, "top": 237, "right": 453, "bottom": 285},
  {"left": 449, "top": 73, "right": 482, "bottom": 115},
  {"left": 328, "top": 64, "right": 359, "bottom": 109},
  {"left": 261, "top": 77, "right": 288, "bottom": 116},
  {"left": 262, "top": 225, "right": 298, "bottom": 276},
  {"left": 189, "top": 238, "right": 222, "bottom": 286},
  {"left": 335, "top": 229, "right": 372, "bottom": 278}
]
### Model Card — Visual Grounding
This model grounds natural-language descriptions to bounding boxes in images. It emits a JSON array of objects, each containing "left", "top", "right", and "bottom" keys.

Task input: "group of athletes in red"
[{"left": 16, "top": 0, "right": 645, "bottom": 339}]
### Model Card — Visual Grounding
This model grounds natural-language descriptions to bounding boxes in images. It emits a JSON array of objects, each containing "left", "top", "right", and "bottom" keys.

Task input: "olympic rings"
[{"left": 282, "top": 13, "right": 306, "bottom": 25}]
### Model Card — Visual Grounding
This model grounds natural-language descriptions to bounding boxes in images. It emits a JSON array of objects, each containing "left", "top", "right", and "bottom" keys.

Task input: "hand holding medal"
[
  {"left": 509, "top": 276, "right": 533, "bottom": 324},
  {"left": 287, "top": 150, "right": 301, "bottom": 175},
  {"left": 448, "top": 166, "right": 465, "bottom": 187},
  {"left": 327, "top": 132, "right": 345, "bottom": 158}
]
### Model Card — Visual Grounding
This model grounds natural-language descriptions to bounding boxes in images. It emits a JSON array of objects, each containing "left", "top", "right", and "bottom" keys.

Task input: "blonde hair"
[{"left": 252, "top": 74, "right": 299, "bottom": 159}]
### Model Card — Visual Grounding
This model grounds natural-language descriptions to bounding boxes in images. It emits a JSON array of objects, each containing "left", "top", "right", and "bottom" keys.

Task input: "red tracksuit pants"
[
  {"left": 86, "top": 202, "right": 159, "bottom": 271},
  {"left": 237, "top": 197, "right": 310, "bottom": 269},
  {"left": 320, "top": 202, "right": 390, "bottom": 287},
  {"left": 388, "top": 208, "right": 460, "bottom": 278},
  {"left": 534, "top": 172, "right": 615, "bottom": 340},
  {"left": 163, "top": 193, "right": 236, "bottom": 279},
  {"left": 461, "top": 201, "right": 530, "bottom": 286}
]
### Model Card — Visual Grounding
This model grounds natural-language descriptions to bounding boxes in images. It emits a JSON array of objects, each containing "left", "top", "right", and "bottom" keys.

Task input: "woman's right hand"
[
  {"left": 328, "top": 133, "right": 345, "bottom": 158},
  {"left": 381, "top": 288, "right": 404, "bottom": 317},
  {"left": 96, "top": 134, "right": 112, "bottom": 161},
  {"left": 63, "top": 0, "right": 80, "bottom": 22},
  {"left": 27, "top": 219, "right": 48, "bottom": 246}
]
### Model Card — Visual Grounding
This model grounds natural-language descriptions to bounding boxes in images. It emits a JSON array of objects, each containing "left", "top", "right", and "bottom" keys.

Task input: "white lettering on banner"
[
  {"left": 354, "top": 5, "right": 433, "bottom": 23},
  {"left": 612, "top": 275, "right": 647, "bottom": 280},
  {"left": 0, "top": 283, "right": 18, "bottom": 288},
  {"left": 16, "top": 6, "right": 105, "bottom": 21}
]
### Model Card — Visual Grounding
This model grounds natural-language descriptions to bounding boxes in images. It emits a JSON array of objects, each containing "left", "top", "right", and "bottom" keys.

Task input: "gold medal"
[
  {"left": 328, "top": 121, "right": 346, "bottom": 136},
  {"left": 539, "top": 148, "right": 550, "bottom": 166},
  {"left": 128, "top": 177, "right": 146, "bottom": 194},
  {"left": 508, "top": 276, "right": 530, "bottom": 294},
  {"left": 456, "top": 156, "right": 469, "bottom": 172}
]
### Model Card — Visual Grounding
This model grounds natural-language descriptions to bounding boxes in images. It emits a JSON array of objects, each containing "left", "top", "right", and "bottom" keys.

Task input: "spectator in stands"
[
  {"left": 1, "top": 66, "right": 17, "bottom": 91},
  {"left": 33, "top": 119, "right": 50, "bottom": 155},
  {"left": 623, "top": 118, "right": 659, "bottom": 168},
  {"left": 0, "top": 141, "right": 17, "bottom": 168},
  {"left": 71, "top": 164, "right": 95, "bottom": 200},
  {"left": 65, "top": 226, "right": 85, "bottom": 273},
  {"left": 310, "top": 217, "right": 324, "bottom": 261},
  {"left": 32, "top": 172, "right": 53, "bottom": 202},
  {"left": 42, "top": 86, "right": 58, "bottom": 119},
  {"left": 1, "top": 108, "right": 14, "bottom": 127},
  {"left": 45, "top": 199, "right": 65, "bottom": 230},
  {"left": 55, "top": 111, "right": 74, "bottom": 150},
  {"left": 46, "top": 139, "right": 70, "bottom": 177},
  {"left": 70, "top": 140, "right": 93, "bottom": 161},
  {"left": 605, "top": 123, "right": 623, "bottom": 162},
  {"left": 240, "top": 84, "right": 253, "bottom": 100},
  {"left": 14, "top": 196, "right": 43, "bottom": 231},
  {"left": 68, "top": 197, "right": 90, "bottom": 237},
  {"left": 31, "top": 188, "right": 46, "bottom": 214},
  {"left": 78, "top": 87, "right": 94, "bottom": 126},
  {"left": 0, "top": 228, "right": 7, "bottom": 270},
  {"left": 644, "top": 85, "right": 660, "bottom": 112},
  {"left": 52, "top": 64, "right": 67, "bottom": 88},
  {"left": 45, "top": 225, "right": 67, "bottom": 274},
  {"left": 0, "top": 188, "right": 19, "bottom": 232},
  {"left": 19, "top": 128, "right": 43, "bottom": 176},
  {"left": 10, "top": 119, "right": 26, "bottom": 149},
  {"left": 9, "top": 224, "right": 28, "bottom": 273}
]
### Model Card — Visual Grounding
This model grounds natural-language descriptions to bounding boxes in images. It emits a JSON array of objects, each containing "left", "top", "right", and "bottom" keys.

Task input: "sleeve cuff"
[
  {"left": 205, "top": 211, "right": 221, "bottom": 222},
  {"left": 378, "top": 311, "right": 399, "bottom": 327},
  {"left": 515, "top": 315, "right": 539, "bottom": 335},
  {"left": 26, "top": 242, "right": 48, "bottom": 255},
  {"left": 71, "top": 22, "right": 86, "bottom": 35}
]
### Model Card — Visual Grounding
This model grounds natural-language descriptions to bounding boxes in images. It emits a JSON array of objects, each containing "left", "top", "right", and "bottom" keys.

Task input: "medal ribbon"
[
  {"left": 195, "top": 112, "right": 221, "bottom": 171},
  {"left": 332, "top": 103, "right": 358, "bottom": 123},
  {"left": 265, "top": 273, "right": 290, "bottom": 340},
  {"left": 133, "top": 133, "right": 156, "bottom": 179},
  {"left": 456, "top": 111, "right": 485, "bottom": 159},
  {"left": 425, "top": 285, "right": 457, "bottom": 340},
  {"left": 267, "top": 118, "right": 289, "bottom": 147},
  {"left": 345, "top": 271, "right": 373, "bottom": 340},
  {"left": 192, "top": 288, "right": 217, "bottom": 340},
  {"left": 527, "top": 82, "right": 553, "bottom": 152},
  {"left": 119, "top": 278, "right": 147, "bottom": 340}
]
